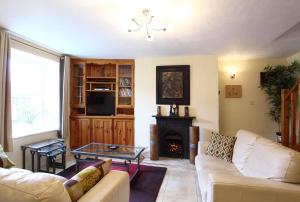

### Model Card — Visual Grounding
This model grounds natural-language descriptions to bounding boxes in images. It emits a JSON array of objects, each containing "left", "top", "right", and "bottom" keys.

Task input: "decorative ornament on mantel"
[{"left": 128, "top": 9, "right": 167, "bottom": 41}]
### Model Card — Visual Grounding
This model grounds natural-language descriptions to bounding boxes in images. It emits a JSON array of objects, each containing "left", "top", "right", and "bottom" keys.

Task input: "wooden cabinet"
[
  {"left": 114, "top": 119, "right": 134, "bottom": 146},
  {"left": 70, "top": 58, "right": 135, "bottom": 148},
  {"left": 70, "top": 117, "right": 134, "bottom": 148},
  {"left": 91, "top": 119, "right": 113, "bottom": 144},
  {"left": 70, "top": 118, "right": 90, "bottom": 148}
]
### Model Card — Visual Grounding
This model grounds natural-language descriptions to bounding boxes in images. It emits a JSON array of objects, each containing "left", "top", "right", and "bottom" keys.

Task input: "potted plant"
[{"left": 259, "top": 61, "right": 300, "bottom": 142}]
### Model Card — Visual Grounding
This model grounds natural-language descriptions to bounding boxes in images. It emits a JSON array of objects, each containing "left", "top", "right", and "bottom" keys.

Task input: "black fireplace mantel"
[
  {"left": 152, "top": 115, "right": 196, "bottom": 120},
  {"left": 153, "top": 115, "right": 196, "bottom": 159}
]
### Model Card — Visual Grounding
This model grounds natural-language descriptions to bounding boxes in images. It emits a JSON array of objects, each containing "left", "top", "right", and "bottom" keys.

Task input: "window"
[{"left": 10, "top": 48, "right": 60, "bottom": 138}]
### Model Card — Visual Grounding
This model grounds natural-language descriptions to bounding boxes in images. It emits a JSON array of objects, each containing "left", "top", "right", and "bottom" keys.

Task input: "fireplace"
[
  {"left": 163, "top": 131, "right": 184, "bottom": 158},
  {"left": 153, "top": 116, "right": 195, "bottom": 159}
]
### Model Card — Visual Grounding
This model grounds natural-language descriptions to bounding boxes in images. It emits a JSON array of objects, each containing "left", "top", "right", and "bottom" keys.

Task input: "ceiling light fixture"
[{"left": 128, "top": 9, "right": 167, "bottom": 41}]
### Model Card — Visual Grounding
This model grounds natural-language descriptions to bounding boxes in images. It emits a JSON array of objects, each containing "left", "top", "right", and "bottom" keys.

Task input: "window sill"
[{"left": 12, "top": 130, "right": 59, "bottom": 140}]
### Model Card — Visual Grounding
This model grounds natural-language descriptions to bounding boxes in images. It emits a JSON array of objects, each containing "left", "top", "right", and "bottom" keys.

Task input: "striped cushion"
[
  {"left": 0, "top": 145, "right": 15, "bottom": 168},
  {"left": 64, "top": 159, "right": 112, "bottom": 201}
]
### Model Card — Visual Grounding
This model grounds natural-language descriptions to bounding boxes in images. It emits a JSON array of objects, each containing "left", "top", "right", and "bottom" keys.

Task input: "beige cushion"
[
  {"left": 232, "top": 130, "right": 259, "bottom": 172},
  {"left": 0, "top": 167, "right": 71, "bottom": 202},
  {"left": 0, "top": 144, "right": 15, "bottom": 168},
  {"left": 64, "top": 159, "right": 112, "bottom": 201},
  {"left": 242, "top": 138, "right": 300, "bottom": 183}
]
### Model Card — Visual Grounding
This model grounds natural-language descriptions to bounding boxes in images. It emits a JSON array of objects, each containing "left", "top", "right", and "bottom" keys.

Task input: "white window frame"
[{"left": 10, "top": 38, "right": 61, "bottom": 138}]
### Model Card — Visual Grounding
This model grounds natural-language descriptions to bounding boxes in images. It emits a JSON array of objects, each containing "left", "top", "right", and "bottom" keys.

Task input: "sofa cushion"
[
  {"left": 0, "top": 145, "right": 15, "bottom": 168},
  {"left": 205, "top": 132, "right": 236, "bottom": 162},
  {"left": 242, "top": 138, "right": 300, "bottom": 183},
  {"left": 232, "top": 130, "right": 259, "bottom": 172},
  {"left": 0, "top": 167, "right": 71, "bottom": 202},
  {"left": 64, "top": 159, "right": 112, "bottom": 201}
]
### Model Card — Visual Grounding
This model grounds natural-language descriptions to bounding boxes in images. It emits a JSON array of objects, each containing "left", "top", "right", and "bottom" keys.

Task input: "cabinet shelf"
[
  {"left": 86, "top": 90, "right": 115, "bottom": 93},
  {"left": 86, "top": 76, "right": 116, "bottom": 80},
  {"left": 87, "top": 81, "right": 115, "bottom": 84},
  {"left": 119, "top": 86, "right": 131, "bottom": 88},
  {"left": 117, "top": 105, "right": 133, "bottom": 108}
]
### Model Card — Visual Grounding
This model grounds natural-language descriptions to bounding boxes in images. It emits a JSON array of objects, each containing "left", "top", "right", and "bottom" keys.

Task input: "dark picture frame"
[{"left": 156, "top": 65, "right": 190, "bottom": 105}]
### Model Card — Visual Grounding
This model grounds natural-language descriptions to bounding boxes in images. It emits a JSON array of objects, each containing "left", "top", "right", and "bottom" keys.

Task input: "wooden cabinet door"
[
  {"left": 70, "top": 118, "right": 90, "bottom": 148},
  {"left": 79, "top": 119, "right": 90, "bottom": 146},
  {"left": 70, "top": 118, "right": 80, "bottom": 148},
  {"left": 113, "top": 119, "right": 134, "bottom": 146},
  {"left": 125, "top": 120, "right": 134, "bottom": 146},
  {"left": 91, "top": 119, "right": 113, "bottom": 144}
]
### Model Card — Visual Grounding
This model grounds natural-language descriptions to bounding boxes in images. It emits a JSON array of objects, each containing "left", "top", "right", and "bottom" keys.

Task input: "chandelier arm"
[
  {"left": 132, "top": 18, "right": 142, "bottom": 27},
  {"left": 150, "top": 27, "right": 167, "bottom": 31},
  {"left": 147, "top": 16, "right": 154, "bottom": 25},
  {"left": 146, "top": 24, "right": 151, "bottom": 38},
  {"left": 129, "top": 26, "right": 143, "bottom": 32}
]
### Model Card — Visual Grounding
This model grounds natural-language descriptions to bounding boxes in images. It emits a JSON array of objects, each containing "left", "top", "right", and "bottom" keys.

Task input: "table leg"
[
  {"left": 46, "top": 155, "right": 49, "bottom": 173},
  {"left": 37, "top": 153, "right": 41, "bottom": 172},
  {"left": 74, "top": 154, "right": 81, "bottom": 172},
  {"left": 21, "top": 147, "right": 26, "bottom": 169},
  {"left": 62, "top": 151, "right": 66, "bottom": 170},
  {"left": 125, "top": 160, "right": 131, "bottom": 172},
  {"left": 129, "top": 157, "right": 141, "bottom": 181},
  {"left": 137, "top": 155, "right": 141, "bottom": 172},
  {"left": 30, "top": 150, "right": 35, "bottom": 172},
  {"left": 52, "top": 157, "right": 56, "bottom": 174}
]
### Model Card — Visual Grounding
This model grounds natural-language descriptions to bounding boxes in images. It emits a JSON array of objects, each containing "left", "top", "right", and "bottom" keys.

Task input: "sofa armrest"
[
  {"left": 198, "top": 141, "right": 209, "bottom": 155},
  {"left": 207, "top": 173, "right": 300, "bottom": 202},
  {"left": 78, "top": 170, "right": 129, "bottom": 202}
]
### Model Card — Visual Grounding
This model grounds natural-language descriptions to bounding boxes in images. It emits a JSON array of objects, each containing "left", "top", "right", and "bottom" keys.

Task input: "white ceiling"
[{"left": 1, "top": 0, "right": 300, "bottom": 60}]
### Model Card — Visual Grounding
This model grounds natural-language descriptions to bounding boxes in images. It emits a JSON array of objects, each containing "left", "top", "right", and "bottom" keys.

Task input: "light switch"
[{"left": 225, "top": 85, "right": 242, "bottom": 98}]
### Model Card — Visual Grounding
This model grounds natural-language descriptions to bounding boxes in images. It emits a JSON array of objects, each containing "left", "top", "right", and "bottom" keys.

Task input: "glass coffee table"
[{"left": 71, "top": 143, "right": 145, "bottom": 180}]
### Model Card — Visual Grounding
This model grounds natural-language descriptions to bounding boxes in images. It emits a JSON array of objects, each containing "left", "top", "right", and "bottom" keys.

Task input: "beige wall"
[
  {"left": 135, "top": 55, "right": 219, "bottom": 147},
  {"left": 6, "top": 131, "right": 57, "bottom": 168},
  {"left": 219, "top": 58, "right": 287, "bottom": 139}
]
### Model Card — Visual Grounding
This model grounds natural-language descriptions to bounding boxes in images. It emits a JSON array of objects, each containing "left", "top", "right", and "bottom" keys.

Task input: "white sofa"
[
  {"left": 195, "top": 130, "right": 300, "bottom": 202},
  {"left": 0, "top": 167, "right": 129, "bottom": 202}
]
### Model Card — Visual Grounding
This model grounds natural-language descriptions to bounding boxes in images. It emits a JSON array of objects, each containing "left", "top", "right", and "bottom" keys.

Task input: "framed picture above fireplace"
[{"left": 156, "top": 65, "right": 190, "bottom": 105}]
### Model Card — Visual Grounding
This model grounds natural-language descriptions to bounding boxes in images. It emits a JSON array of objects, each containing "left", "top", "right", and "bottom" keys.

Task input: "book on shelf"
[
  {"left": 119, "top": 78, "right": 131, "bottom": 87},
  {"left": 119, "top": 88, "right": 132, "bottom": 97}
]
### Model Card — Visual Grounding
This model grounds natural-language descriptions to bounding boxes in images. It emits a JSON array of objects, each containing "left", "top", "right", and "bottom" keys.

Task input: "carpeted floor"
[{"left": 57, "top": 161, "right": 167, "bottom": 202}]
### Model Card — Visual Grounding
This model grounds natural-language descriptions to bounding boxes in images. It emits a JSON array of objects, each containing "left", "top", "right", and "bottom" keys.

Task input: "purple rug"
[{"left": 57, "top": 161, "right": 167, "bottom": 202}]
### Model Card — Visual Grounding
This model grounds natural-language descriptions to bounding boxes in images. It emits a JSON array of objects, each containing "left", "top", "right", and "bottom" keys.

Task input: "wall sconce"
[
  {"left": 230, "top": 73, "right": 236, "bottom": 79},
  {"left": 229, "top": 68, "right": 237, "bottom": 79}
]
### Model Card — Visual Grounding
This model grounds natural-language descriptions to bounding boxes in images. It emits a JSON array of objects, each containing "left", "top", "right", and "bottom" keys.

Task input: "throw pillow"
[
  {"left": 0, "top": 145, "right": 15, "bottom": 168},
  {"left": 64, "top": 159, "right": 112, "bottom": 201},
  {"left": 205, "top": 132, "right": 236, "bottom": 162}
]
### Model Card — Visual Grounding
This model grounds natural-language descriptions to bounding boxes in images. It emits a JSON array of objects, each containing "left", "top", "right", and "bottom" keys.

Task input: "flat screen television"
[{"left": 86, "top": 92, "right": 115, "bottom": 115}]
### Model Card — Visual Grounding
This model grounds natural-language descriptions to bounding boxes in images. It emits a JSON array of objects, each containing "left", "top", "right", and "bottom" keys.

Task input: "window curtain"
[
  {"left": 61, "top": 56, "right": 70, "bottom": 150},
  {"left": 0, "top": 30, "right": 13, "bottom": 152}
]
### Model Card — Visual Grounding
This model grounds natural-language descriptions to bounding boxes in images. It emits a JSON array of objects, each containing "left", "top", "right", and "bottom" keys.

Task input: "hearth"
[{"left": 153, "top": 116, "right": 195, "bottom": 159}]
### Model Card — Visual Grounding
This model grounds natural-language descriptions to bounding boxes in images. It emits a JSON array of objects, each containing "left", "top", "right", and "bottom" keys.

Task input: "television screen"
[{"left": 86, "top": 92, "right": 115, "bottom": 115}]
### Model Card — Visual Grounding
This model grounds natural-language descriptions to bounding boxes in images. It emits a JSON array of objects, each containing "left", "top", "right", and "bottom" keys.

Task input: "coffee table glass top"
[{"left": 71, "top": 143, "right": 145, "bottom": 160}]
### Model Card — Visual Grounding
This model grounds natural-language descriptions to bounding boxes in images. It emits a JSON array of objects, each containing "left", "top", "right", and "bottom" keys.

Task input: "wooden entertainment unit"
[{"left": 70, "top": 58, "right": 134, "bottom": 148}]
